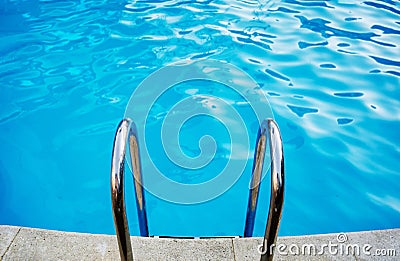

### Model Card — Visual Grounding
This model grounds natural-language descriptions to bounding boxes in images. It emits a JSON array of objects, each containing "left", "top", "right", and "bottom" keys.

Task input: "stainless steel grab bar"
[
  {"left": 111, "top": 118, "right": 284, "bottom": 261},
  {"left": 244, "top": 119, "right": 285, "bottom": 261},
  {"left": 111, "top": 118, "right": 148, "bottom": 261}
]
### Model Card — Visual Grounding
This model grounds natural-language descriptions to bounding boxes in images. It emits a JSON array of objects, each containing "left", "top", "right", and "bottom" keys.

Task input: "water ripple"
[
  {"left": 364, "top": 1, "right": 400, "bottom": 16},
  {"left": 296, "top": 15, "right": 396, "bottom": 47},
  {"left": 265, "top": 68, "right": 290, "bottom": 81},
  {"left": 337, "top": 118, "right": 353, "bottom": 125},
  {"left": 370, "top": 55, "right": 400, "bottom": 67},
  {"left": 1, "top": 0, "right": 399, "bottom": 237},
  {"left": 333, "top": 92, "right": 364, "bottom": 98},
  {"left": 298, "top": 40, "right": 328, "bottom": 49},
  {"left": 371, "top": 25, "right": 400, "bottom": 35},
  {"left": 287, "top": 104, "right": 319, "bottom": 117},
  {"left": 284, "top": 0, "right": 333, "bottom": 8}
]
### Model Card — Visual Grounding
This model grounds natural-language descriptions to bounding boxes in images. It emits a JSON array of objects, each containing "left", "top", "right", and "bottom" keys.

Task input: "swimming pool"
[{"left": 0, "top": 0, "right": 399, "bottom": 237}]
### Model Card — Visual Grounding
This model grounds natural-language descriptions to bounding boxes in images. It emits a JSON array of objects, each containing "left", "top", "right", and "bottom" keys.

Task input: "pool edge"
[{"left": 0, "top": 225, "right": 399, "bottom": 260}]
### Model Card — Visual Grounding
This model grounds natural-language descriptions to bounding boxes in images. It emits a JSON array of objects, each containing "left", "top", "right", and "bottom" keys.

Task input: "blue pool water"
[{"left": 0, "top": 0, "right": 399, "bottom": 237}]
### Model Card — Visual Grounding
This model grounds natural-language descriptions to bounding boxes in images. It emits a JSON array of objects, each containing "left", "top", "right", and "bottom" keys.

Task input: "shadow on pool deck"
[{"left": 0, "top": 225, "right": 399, "bottom": 260}]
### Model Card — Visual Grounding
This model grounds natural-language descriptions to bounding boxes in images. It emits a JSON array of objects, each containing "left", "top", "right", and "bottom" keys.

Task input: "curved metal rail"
[
  {"left": 111, "top": 118, "right": 148, "bottom": 261},
  {"left": 111, "top": 118, "right": 284, "bottom": 261},
  {"left": 244, "top": 119, "right": 285, "bottom": 261}
]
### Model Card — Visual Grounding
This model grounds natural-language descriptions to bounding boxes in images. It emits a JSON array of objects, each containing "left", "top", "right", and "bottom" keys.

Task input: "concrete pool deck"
[{"left": 0, "top": 226, "right": 398, "bottom": 260}]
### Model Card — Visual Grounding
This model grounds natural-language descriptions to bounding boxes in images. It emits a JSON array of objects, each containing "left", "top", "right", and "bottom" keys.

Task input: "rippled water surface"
[{"left": 0, "top": 0, "right": 399, "bottom": 236}]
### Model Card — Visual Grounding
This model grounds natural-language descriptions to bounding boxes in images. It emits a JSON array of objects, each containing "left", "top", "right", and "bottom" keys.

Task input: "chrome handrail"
[
  {"left": 111, "top": 118, "right": 148, "bottom": 261},
  {"left": 244, "top": 119, "right": 285, "bottom": 261},
  {"left": 111, "top": 118, "right": 284, "bottom": 261}
]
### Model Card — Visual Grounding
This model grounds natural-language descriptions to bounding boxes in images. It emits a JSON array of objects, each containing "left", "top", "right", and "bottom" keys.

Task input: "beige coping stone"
[
  {"left": 0, "top": 225, "right": 20, "bottom": 258},
  {"left": 233, "top": 229, "right": 400, "bottom": 261},
  {"left": 1, "top": 226, "right": 234, "bottom": 261},
  {"left": 346, "top": 229, "right": 399, "bottom": 261},
  {"left": 0, "top": 226, "right": 399, "bottom": 260},
  {"left": 131, "top": 237, "right": 234, "bottom": 260},
  {"left": 2, "top": 227, "right": 120, "bottom": 261}
]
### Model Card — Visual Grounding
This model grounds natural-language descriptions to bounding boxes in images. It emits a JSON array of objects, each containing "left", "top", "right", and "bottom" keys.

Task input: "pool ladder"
[{"left": 111, "top": 118, "right": 284, "bottom": 261}]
